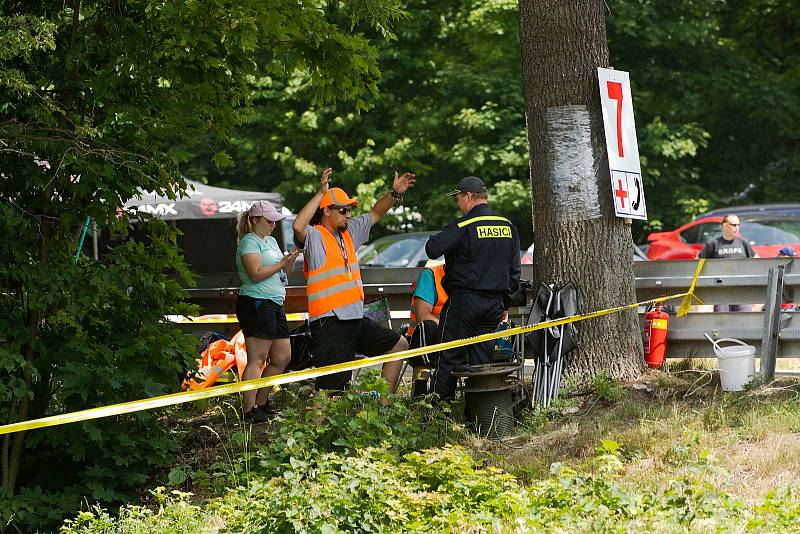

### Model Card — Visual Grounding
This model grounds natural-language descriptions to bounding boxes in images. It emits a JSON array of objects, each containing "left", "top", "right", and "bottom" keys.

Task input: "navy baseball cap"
[
  {"left": 447, "top": 176, "right": 487, "bottom": 196},
  {"left": 778, "top": 246, "right": 797, "bottom": 257}
]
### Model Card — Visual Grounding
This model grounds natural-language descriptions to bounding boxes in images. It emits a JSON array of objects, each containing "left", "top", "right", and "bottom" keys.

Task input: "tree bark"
[{"left": 518, "top": 0, "right": 644, "bottom": 381}]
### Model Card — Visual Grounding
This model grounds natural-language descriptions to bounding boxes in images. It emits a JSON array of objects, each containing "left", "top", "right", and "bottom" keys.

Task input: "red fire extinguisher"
[{"left": 643, "top": 303, "right": 669, "bottom": 368}]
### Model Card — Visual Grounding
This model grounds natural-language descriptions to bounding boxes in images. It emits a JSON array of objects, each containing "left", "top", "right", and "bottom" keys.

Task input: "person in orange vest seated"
[
  {"left": 405, "top": 260, "right": 447, "bottom": 396},
  {"left": 292, "top": 167, "right": 416, "bottom": 393}
]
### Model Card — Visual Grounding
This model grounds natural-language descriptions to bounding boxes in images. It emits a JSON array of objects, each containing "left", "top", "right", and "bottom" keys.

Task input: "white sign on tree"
[{"left": 597, "top": 67, "right": 647, "bottom": 220}]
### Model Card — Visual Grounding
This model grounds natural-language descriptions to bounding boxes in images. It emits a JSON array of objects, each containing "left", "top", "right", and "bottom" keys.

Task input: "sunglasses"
[
  {"left": 725, "top": 222, "right": 740, "bottom": 227},
  {"left": 336, "top": 207, "right": 353, "bottom": 215}
]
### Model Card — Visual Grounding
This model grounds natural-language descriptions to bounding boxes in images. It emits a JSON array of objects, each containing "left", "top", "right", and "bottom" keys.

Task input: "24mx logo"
[
  {"left": 218, "top": 200, "right": 255, "bottom": 214},
  {"left": 137, "top": 203, "right": 177, "bottom": 216}
]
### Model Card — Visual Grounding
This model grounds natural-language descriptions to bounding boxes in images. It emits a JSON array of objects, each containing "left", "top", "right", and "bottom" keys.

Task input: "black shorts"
[
  {"left": 235, "top": 295, "right": 289, "bottom": 340},
  {"left": 310, "top": 316, "right": 401, "bottom": 391},
  {"left": 407, "top": 319, "right": 439, "bottom": 368}
]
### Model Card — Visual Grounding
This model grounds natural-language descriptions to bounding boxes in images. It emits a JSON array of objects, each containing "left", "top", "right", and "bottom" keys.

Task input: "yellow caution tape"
[
  {"left": 0, "top": 277, "right": 702, "bottom": 435},
  {"left": 676, "top": 258, "right": 705, "bottom": 317}
]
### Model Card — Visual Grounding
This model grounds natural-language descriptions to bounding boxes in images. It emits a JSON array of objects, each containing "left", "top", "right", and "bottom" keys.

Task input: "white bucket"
[{"left": 706, "top": 336, "right": 756, "bottom": 391}]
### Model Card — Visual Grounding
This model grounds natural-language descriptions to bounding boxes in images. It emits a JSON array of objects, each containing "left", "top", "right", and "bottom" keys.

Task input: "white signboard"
[{"left": 597, "top": 68, "right": 647, "bottom": 220}]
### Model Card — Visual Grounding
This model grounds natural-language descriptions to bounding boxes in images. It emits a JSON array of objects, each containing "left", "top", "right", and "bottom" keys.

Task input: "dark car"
[
  {"left": 357, "top": 231, "right": 439, "bottom": 268},
  {"left": 647, "top": 205, "right": 800, "bottom": 260},
  {"left": 699, "top": 203, "right": 800, "bottom": 219},
  {"left": 521, "top": 241, "right": 648, "bottom": 264}
]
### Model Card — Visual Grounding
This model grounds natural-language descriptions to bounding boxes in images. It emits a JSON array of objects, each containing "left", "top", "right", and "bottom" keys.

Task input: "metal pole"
[
  {"left": 760, "top": 264, "right": 785, "bottom": 382},
  {"left": 92, "top": 219, "right": 99, "bottom": 260}
]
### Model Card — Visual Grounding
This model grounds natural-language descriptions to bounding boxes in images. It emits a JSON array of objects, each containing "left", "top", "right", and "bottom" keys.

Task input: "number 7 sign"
[{"left": 597, "top": 67, "right": 647, "bottom": 220}]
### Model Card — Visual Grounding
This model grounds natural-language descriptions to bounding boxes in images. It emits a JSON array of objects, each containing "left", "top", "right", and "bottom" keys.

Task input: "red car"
[{"left": 646, "top": 215, "right": 800, "bottom": 260}]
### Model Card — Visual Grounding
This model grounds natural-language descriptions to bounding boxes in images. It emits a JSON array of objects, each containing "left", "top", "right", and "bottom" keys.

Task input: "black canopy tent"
[{"left": 124, "top": 180, "right": 286, "bottom": 273}]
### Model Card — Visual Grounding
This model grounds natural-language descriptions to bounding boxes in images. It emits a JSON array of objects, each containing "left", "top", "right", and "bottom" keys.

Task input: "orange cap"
[{"left": 320, "top": 187, "right": 359, "bottom": 208}]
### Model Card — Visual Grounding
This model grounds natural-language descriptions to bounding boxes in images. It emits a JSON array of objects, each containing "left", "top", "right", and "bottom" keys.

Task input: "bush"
[
  {"left": 249, "top": 372, "right": 456, "bottom": 479},
  {"left": 60, "top": 487, "right": 210, "bottom": 534},
  {"left": 64, "top": 437, "right": 800, "bottom": 533},
  {"left": 1, "top": 216, "right": 198, "bottom": 533}
]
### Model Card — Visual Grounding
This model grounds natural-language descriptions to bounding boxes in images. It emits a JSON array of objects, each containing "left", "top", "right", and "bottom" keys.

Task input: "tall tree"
[{"left": 518, "top": 1, "right": 644, "bottom": 379}]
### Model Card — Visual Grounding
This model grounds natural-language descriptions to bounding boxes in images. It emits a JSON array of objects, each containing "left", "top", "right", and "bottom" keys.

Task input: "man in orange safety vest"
[{"left": 292, "top": 167, "right": 416, "bottom": 392}]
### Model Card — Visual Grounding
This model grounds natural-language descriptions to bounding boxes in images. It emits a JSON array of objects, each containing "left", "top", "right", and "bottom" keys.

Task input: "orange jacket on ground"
[{"left": 181, "top": 330, "right": 256, "bottom": 390}]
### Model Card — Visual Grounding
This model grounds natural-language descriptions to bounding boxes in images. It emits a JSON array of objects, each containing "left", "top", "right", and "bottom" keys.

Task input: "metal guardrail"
[
  {"left": 184, "top": 258, "right": 799, "bottom": 378},
  {"left": 634, "top": 258, "right": 799, "bottom": 379}
]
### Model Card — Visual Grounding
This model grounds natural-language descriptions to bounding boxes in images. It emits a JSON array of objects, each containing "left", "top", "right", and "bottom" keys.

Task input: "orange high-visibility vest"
[
  {"left": 304, "top": 225, "right": 364, "bottom": 320},
  {"left": 408, "top": 264, "right": 447, "bottom": 334}
]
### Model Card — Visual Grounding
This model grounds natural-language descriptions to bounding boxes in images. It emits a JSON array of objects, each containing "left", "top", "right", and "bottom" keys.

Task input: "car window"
[
  {"left": 358, "top": 236, "right": 427, "bottom": 267},
  {"left": 281, "top": 215, "right": 296, "bottom": 252},
  {"left": 740, "top": 221, "right": 800, "bottom": 245},
  {"left": 681, "top": 223, "right": 721, "bottom": 244}
]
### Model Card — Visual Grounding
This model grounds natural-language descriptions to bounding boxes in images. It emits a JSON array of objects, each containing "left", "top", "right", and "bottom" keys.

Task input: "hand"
[
  {"left": 282, "top": 249, "right": 301, "bottom": 266},
  {"left": 392, "top": 171, "right": 416, "bottom": 194},
  {"left": 319, "top": 168, "right": 333, "bottom": 194}
]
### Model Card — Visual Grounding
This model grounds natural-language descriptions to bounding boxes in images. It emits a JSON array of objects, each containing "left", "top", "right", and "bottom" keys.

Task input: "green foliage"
[
  {"left": 1, "top": 1, "right": 405, "bottom": 530},
  {"left": 182, "top": 0, "right": 532, "bottom": 242},
  {"left": 749, "top": 488, "right": 800, "bottom": 531},
  {"left": 0, "top": 214, "right": 199, "bottom": 532},
  {"left": 183, "top": 0, "right": 800, "bottom": 247},
  {"left": 212, "top": 445, "right": 528, "bottom": 533},
  {"left": 592, "top": 372, "right": 624, "bottom": 403},
  {"left": 63, "top": 378, "right": 800, "bottom": 532},
  {"left": 609, "top": 0, "right": 800, "bottom": 240},
  {"left": 60, "top": 487, "right": 209, "bottom": 534},
  {"left": 247, "top": 371, "right": 456, "bottom": 480},
  {"left": 63, "top": 431, "right": 800, "bottom": 532}
]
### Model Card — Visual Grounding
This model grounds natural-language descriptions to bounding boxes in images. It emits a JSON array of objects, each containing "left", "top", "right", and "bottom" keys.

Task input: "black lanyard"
[{"left": 336, "top": 233, "right": 353, "bottom": 278}]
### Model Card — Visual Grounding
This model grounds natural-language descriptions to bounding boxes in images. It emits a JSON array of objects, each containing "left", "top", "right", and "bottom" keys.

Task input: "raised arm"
[
  {"left": 293, "top": 168, "right": 332, "bottom": 247},
  {"left": 369, "top": 171, "right": 416, "bottom": 225}
]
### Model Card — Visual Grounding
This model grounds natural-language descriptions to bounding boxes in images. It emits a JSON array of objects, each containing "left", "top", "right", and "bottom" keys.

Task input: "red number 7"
[{"left": 607, "top": 81, "right": 624, "bottom": 157}]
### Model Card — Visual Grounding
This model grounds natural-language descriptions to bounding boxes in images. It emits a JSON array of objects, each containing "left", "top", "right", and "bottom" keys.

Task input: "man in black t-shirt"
[{"left": 699, "top": 214, "right": 758, "bottom": 311}]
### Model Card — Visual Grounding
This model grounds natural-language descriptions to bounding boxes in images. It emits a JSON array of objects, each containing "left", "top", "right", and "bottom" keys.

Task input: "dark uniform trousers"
[{"left": 432, "top": 292, "right": 504, "bottom": 401}]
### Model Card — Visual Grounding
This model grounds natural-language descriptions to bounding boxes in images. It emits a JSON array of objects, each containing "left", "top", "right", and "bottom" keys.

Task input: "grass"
[{"left": 494, "top": 367, "right": 800, "bottom": 509}]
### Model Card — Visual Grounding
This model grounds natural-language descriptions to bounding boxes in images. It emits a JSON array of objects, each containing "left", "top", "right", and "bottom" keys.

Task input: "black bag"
[{"left": 508, "top": 279, "right": 533, "bottom": 308}]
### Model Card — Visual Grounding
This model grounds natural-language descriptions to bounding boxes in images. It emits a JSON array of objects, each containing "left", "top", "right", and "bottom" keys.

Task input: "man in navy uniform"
[{"left": 425, "top": 176, "right": 521, "bottom": 402}]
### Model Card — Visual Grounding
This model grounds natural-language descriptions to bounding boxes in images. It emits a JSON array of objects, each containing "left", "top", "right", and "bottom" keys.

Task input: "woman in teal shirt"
[{"left": 235, "top": 200, "right": 300, "bottom": 422}]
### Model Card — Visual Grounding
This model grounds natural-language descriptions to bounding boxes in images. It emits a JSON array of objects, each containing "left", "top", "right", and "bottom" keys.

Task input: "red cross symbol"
[{"left": 614, "top": 179, "right": 628, "bottom": 209}]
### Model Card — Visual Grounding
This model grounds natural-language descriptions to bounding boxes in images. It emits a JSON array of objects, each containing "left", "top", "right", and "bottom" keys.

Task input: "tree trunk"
[
  {"left": 518, "top": 0, "right": 644, "bottom": 381},
  {"left": 0, "top": 211, "right": 57, "bottom": 494}
]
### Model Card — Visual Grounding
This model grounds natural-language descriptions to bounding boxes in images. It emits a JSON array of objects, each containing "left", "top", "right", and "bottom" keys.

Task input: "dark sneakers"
[
  {"left": 243, "top": 404, "right": 275, "bottom": 423},
  {"left": 255, "top": 403, "right": 278, "bottom": 417},
  {"left": 242, "top": 409, "right": 270, "bottom": 423}
]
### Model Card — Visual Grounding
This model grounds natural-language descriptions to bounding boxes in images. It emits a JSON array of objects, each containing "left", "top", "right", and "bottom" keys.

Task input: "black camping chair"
[{"left": 526, "top": 282, "right": 578, "bottom": 407}]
